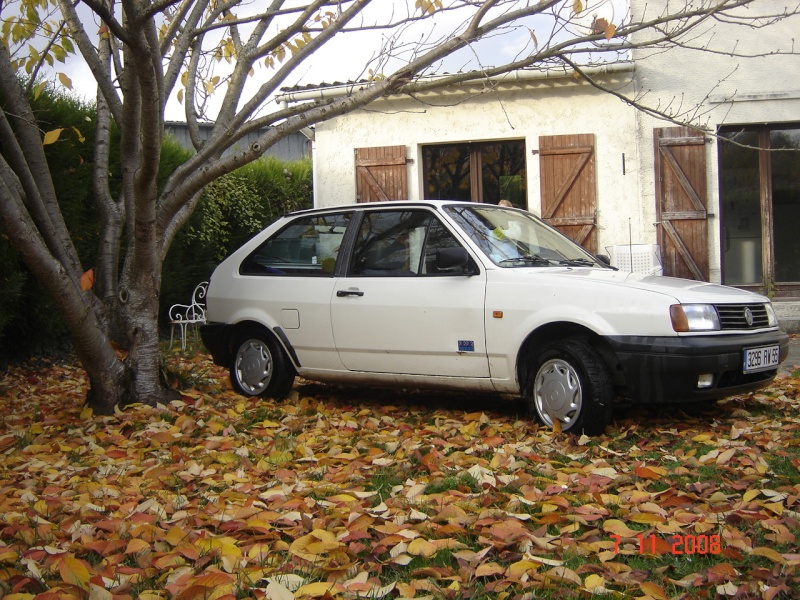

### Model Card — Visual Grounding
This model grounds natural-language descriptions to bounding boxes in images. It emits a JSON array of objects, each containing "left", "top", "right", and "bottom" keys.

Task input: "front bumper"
[{"left": 606, "top": 330, "right": 790, "bottom": 404}]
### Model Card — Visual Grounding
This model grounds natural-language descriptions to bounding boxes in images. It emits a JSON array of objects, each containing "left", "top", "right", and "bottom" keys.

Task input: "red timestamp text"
[{"left": 611, "top": 533, "right": 722, "bottom": 555}]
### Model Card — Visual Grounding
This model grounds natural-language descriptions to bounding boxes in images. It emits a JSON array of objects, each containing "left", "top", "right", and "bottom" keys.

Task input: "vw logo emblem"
[{"left": 744, "top": 307, "right": 754, "bottom": 327}]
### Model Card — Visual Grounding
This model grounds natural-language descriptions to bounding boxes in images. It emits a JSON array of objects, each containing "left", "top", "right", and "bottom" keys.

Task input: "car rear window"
[{"left": 239, "top": 212, "right": 351, "bottom": 276}]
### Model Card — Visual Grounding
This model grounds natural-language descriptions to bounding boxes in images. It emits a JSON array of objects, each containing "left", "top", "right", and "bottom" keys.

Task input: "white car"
[{"left": 201, "top": 201, "right": 788, "bottom": 435}]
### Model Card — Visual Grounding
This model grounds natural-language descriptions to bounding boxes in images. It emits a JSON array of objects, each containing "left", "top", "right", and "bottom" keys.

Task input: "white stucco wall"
[{"left": 312, "top": 73, "right": 645, "bottom": 256}]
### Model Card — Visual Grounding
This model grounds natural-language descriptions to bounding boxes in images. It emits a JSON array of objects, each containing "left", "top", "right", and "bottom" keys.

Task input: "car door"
[{"left": 330, "top": 208, "right": 490, "bottom": 377}]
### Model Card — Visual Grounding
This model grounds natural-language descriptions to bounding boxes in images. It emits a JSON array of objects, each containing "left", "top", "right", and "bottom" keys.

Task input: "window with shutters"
[{"left": 421, "top": 140, "right": 527, "bottom": 207}]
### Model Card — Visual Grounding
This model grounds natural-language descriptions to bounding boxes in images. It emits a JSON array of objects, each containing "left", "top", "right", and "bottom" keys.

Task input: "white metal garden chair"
[{"left": 168, "top": 281, "right": 208, "bottom": 350}]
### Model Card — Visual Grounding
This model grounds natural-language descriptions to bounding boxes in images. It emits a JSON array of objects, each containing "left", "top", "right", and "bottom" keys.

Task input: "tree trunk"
[
  {"left": 84, "top": 357, "right": 130, "bottom": 416},
  {"left": 83, "top": 279, "right": 174, "bottom": 414},
  {"left": 120, "top": 272, "right": 175, "bottom": 407}
]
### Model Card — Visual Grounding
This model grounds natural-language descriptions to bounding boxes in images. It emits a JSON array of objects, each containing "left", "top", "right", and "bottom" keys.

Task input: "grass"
[
  {"left": 424, "top": 473, "right": 481, "bottom": 495},
  {"left": 367, "top": 467, "right": 405, "bottom": 503}
]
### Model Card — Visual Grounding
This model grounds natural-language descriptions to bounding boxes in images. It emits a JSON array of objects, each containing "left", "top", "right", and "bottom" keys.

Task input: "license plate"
[{"left": 743, "top": 345, "right": 781, "bottom": 373}]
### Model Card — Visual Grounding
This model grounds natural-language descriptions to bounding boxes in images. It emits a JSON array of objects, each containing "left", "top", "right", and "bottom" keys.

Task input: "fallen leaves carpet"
[{"left": 1, "top": 354, "right": 800, "bottom": 599}]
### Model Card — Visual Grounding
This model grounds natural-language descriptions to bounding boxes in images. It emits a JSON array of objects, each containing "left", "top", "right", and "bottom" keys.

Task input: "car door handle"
[{"left": 336, "top": 290, "right": 364, "bottom": 297}]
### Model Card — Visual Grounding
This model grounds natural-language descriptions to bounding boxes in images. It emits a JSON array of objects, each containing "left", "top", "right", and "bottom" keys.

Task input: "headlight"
[
  {"left": 766, "top": 303, "right": 778, "bottom": 327},
  {"left": 670, "top": 304, "right": 720, "bottom": 332}
]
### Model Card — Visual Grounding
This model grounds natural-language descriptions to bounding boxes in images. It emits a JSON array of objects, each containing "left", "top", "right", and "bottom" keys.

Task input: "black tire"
[
  {"left": 229, "top": 329, "right": 295, "bottom": 399},
  {"left": 526, "top": 338, "right": 613, "bottom": 436}
]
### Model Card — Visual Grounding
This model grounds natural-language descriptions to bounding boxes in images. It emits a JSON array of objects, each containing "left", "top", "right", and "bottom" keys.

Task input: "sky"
[{"left": 51, "top": 0, "right": 625, "bottom": 122}]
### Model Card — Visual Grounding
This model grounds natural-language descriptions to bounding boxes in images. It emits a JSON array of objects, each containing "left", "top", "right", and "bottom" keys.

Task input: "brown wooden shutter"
[
  {"left": 654, "top": 127, "right": 709, "bottom": 281},
  {"left": 355, "top": 146, "right": 408, "bottom": 202},
  {"left": 539, "top": 134, "right": 597, "bottom": 253}
]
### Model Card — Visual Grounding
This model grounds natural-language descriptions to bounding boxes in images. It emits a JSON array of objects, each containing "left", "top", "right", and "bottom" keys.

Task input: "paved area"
[
  {"left": 774, "top": 299, "right": 800, "bottom": 334},
  {"left": 759, "top": 300, "right": 800, "bottom": 376},
  {"left": 780, "top": 334, "right": 800, "bottom": 377}
]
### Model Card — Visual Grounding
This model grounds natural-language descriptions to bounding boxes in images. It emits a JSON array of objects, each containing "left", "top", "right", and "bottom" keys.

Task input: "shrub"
[{"left": 183, "top": 157, "right": 313, "bottom": 261}]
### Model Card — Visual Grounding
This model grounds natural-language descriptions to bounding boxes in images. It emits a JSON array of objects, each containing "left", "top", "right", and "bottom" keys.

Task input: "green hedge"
[{"left": 0, "top": 84, "right": 312, "bottom": 360}]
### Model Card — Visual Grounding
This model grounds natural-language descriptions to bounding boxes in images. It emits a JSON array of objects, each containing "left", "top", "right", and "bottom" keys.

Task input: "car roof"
[{"left": 285, "top": 200, "right": 499, "bottom": 218}]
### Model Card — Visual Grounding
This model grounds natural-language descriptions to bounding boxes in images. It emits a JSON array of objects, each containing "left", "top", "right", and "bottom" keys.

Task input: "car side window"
[
  {"left": 422, "top": 217, "right": 464, "bottom": 274},
  {"left": 351, "top": 210, "right": 465, "bottom": 277},
  {"left": 240, "top": 212, "right": 350, "bottom": 276}
]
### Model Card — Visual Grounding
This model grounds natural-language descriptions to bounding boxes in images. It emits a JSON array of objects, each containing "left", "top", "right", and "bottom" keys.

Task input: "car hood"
[{"left": 514, "top": 267, "right": 770, "bottom": 304}]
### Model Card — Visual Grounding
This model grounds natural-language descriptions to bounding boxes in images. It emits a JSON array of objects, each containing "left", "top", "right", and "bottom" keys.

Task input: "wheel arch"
[
  {"left": 516, "top": 322, "right": 623, "bottom": 396},
  {"left": 226, "top": 320, "right": 301, "bottom": 370}
]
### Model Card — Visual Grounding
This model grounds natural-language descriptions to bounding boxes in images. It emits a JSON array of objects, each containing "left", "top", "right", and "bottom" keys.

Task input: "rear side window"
[{"left": 240, "top": 213, "right": 351, "bottom": 276}]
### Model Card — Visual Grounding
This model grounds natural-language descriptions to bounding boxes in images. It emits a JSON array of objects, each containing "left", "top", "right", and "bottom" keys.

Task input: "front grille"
[{"left": 715, "top": 304, "right": 770, "bottom": 330}]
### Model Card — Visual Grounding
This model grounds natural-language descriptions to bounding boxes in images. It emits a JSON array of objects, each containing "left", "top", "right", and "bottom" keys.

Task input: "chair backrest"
[{"left": 169, "top": 281, "right": 208, "bottom": 323}]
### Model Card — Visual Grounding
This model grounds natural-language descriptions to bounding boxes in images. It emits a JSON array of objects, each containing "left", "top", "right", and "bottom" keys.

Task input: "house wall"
[
  {"left": 630, "top": 0, "right": 800, "bottom": 284},
  {"left": 312, "top": 74, "right": 644, "bottom": 257},
  {"left": 310, "top": 0, "right": 799, "bottom": 285}
]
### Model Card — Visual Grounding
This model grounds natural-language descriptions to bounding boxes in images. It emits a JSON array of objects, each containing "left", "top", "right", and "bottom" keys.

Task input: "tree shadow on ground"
[
  {"left": 293, "top": 380, "right": 529, "bottom": 421},
  {"left": 293, "top": 376, "right": 795, "bottom": 437}
]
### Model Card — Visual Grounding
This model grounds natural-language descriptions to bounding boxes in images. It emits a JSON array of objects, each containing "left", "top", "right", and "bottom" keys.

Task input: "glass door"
[
  {"left": 719, "top": 130, "right": 763, "bottom": 285},
  {"left": 719, "top": 124, "right": 800, "bottom": 293},
  {"left": 771, "top": 129, "right": 800, "bottom": 283}
]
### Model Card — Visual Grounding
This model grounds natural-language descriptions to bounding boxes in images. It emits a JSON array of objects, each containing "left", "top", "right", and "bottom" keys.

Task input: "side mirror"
[
  {"left": 436, "top": 247, "right": 470, "bottom": 272},
  {"left": 596, "top": 254, "right": 611, "bottom": 266}
]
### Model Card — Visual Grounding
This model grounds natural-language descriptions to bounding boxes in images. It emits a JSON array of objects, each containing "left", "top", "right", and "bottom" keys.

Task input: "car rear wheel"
[
  {"left": 527, "top": 338, "right": 613, "bottom": 435},
  {"left": 230, "top": 330, "right": 295, "bottom": 399}
]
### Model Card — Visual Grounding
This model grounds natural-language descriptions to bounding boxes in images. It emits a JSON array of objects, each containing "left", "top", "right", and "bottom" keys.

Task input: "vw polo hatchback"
[{"left": 201, "top": 201, "right": 788, "bottom": 435}]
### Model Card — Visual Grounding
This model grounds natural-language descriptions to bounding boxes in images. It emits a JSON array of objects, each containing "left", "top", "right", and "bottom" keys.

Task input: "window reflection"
[{"left": 422, "top": 141, "right": 526, "bottom": 206}]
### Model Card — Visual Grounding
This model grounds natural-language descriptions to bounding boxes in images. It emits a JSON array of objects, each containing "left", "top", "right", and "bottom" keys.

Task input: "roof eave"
[{"left": 275, "top": 62, "right": 634, "bottom": 106}]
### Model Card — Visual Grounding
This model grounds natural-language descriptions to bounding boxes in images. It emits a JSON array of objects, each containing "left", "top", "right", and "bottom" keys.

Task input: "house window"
[
  {"left": 719, "top": 125, "right": 800, "bottom": 291},
  {"left": 422, "top": 141, "right": 526, "bottom": 207}
]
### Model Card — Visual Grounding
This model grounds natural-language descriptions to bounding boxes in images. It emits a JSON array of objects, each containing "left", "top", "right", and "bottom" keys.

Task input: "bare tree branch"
[{"left": 0, "top": 48, "right": 84, "bottom": 282}]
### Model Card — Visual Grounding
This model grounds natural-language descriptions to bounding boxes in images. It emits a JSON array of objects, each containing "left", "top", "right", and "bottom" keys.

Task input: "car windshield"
[{"left": 445, "top": 205, "right": 604, "bottom": 268}]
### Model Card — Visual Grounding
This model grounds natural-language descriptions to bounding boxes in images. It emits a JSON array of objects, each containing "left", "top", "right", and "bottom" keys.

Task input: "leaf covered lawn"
[{"left": 1, "top": 353, "right": 800, "bottom": 600}]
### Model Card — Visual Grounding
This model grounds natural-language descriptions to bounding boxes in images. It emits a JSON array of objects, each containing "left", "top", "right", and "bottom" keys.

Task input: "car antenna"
[{"left": 628, "top": 218, "right": 633, "bottom": 273}]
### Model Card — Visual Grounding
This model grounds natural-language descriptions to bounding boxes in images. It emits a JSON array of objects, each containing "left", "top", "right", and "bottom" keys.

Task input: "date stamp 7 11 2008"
[{"left": 611, "top": 533, "right": 723, "bottom": 556}]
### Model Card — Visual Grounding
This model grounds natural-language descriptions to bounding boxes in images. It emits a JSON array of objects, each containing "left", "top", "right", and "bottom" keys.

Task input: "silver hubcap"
[
  {"left": 234, "top": 339, "right": 273, "bottom": 395},
  {"left": 534, "top": 358, "right": 582, "bottom": 427}
]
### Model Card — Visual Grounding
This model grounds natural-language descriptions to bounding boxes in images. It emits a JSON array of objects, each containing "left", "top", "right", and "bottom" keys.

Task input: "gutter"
[{"left": 275, "top": 62, "right": 634, "bottom": 107}]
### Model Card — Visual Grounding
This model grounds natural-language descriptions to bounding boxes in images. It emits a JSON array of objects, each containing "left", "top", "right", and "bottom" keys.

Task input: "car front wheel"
[
  {"left": 527, "top": 338, "right": 613, "bottom": 435},
  {"left": 230, "top": 330, "right": 295, "bottom": 399}
]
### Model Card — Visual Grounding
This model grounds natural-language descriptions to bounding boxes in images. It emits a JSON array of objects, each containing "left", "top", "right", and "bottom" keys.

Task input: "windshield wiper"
[
  {"left": 498, "top": 254, "right": 553, "bottom": 266},
  {"left": 556, "top": 257, "right": 598, "bottom": 267}
]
